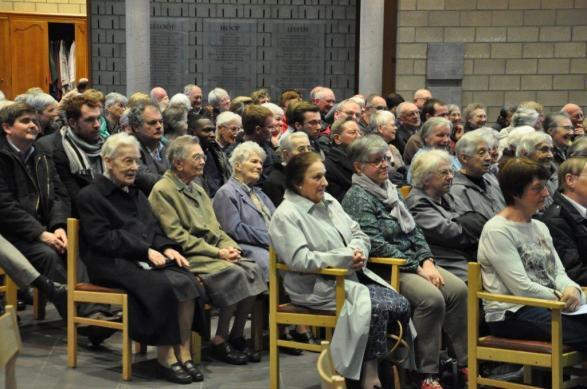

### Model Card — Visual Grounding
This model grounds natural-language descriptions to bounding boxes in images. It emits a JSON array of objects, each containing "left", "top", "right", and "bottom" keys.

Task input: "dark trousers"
[
  {"left": 488, "top": 306, "right": 587, "bottom": 352},
  {"left": 10, "top": 239, "right": 66, "bottom": 283}
]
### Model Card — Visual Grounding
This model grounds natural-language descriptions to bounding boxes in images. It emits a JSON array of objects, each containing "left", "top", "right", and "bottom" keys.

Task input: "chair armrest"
[
  {"left": 477, "top": 291, "right": 566, "bottom": 310},
  {"left": 275, "top": 263, "right": 349, "bottom": 277},
  {"left": 369, "top": 257, "right": 407, "bottom": 266}
]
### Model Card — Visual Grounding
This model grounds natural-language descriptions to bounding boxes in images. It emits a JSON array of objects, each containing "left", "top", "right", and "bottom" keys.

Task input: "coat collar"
[
  {"left": 94, "top": 174, "right": 138, "bottom": 197},
  {"left": 163, "top": 170, "right": 206, "bottom": 204},
  {"left": 555, "top": 191, "right": 587, "bottom": 224},
  {"left": 228, "top": 178, "right": 265, "bottom": 214},
  {"left": 283, "top": 189, "right": 334, "bottom": 213}
]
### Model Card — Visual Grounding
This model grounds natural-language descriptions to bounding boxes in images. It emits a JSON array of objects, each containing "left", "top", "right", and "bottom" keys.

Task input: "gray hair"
[
  {"left": 421, "top": 117, "right": 452, "bottom": 146},
  {"left": 23, "top": 92, "right": 57, "bottom": 112},
  {"left": 463, "top": 103, "right": 486, "bottom": 122},
  {"left": 128, "top": 102, "right": 159, "bottom": 129},
  {"left": 368, "top": 110, "right": 395, "bottom": 133},
  {"left": 506, "top": 125, "right": 536, "bottom": 151},
  {"left": 516, "top": 132, "right": 553, "bottom": 157},
  {"left": 447, "top": 104, "right": 460, "bottom": 115},
  {"left": 455, "top": 129, "right": 491, "bottom": 160},
  {"left": 101, "top": 132, "right": 140, "bottom": 160},
  {"left": 119, "top": 109, "right": 130, "bottom": 127},
  {"left": 208, "top": 87, "right": 229, "bottom": 108},
  {"left": 104, "top": 92, "right": 128, "bottom": 109},
  {"left": 229, "top": 141, "right": 266, "bottom": 170},
  {"left": 162, "top": 106, "right": 188, "bottom": 137},
  {"left": 262, "top": 102, "right": 284, "bottom": 117},
  {"left": 167, "top": 135, "right": 200, "bottom": 169},
  {"left": 411, "top": 149, "right": 453, "bottom": 189},
  {"left": 569, "top": 136, "right": 587, "bottom": 158},
  {"left": 395, "top": 101, "right": 413, "bottom": 119},
  {"left": 216, "top": 111, "right": 242, "bottom": 129},
  {"left": 183, "top": 84, "right": 197, "bottom": 95},
  {"left": 279, "top": 131, "right": 309, "bottom": 152},
  {"left": 314, "top": 87, "right": 334, "bottom": 100},
  {"left": 169, "top": 93, "right": 191, "bottom": 111},
  {"left": 476, "top": 127, "right": 499, "bottom": 148},
  {"left": 511, "top": 108, "right": 539, "bottom": 128},
  {"left": 336, "top": 99, "right": 361, "bottom": 113},
  {"left": 347, "top": 134, "right": 389, "bottom": 163}
]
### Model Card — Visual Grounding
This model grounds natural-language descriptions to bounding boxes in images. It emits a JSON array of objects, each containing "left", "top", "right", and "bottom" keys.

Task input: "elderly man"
[
  {"left": 208, "top": 87, "right": 231, "bottom": 114},
  {"left": 369, "top": 110, "right": 406, "bottom": 183},
  {"left": 150, "top": 86, "right": 169, "bottom": 112},
  {"left": 262, "top": 132, "right": 311, "bottom": 206},
  {"left": 403, "top": 99, "right": 449, "bottom": 164},
  {"left": 184, "top": 84, "right": 203, "bottom": 114},
  {"left": 463, "top": 103, "right": 487, "bottom": 132},
  {"left": 318, "top": 99, "right": 362, "bottom": 149},
  {"left": 544, "top": 113, "right": 574, "bottom": 169},
  {"left": 561, "top": 103, "right": 585, "bottom": 136},
  {"left": 215, "top": 111, "right": 241, "bottom": 152},
  {"left": 103, "top": 92, "right": 127, "bottom": 135},
  {"left": 541, "top": 157, "right": 587, "bottom": 285},
  {"left": 359, "top": 94, "right": 387, "bottom": 133},
  {"left": 324, "top": 117, "right": 362, "bottom": 202},
  {"left": 311, "top": 86, "right": 336, "bottom": 124},
  {"left": 0, "top": 103, "right": 69, "bottom": 318},
  {"left": 451, "top": 130, "right": 505, "bottom": 220},
  {"left": 393, "top": 101, "right": 421, "bottom": 155},
  {"left": 129, "top": 102, "right": 168, "bottom": 194},
  {"left": 413, "top": 88, "right": 432, "bottom": 110},
  {"left": 516, "top": 132, "right": 557, "bottom": 208},
  {"left": 23, "top": 92, "right": 60, "bottom": 135},
  {"left": 188, "top": 112, "right": 231, "bottom": 197}
]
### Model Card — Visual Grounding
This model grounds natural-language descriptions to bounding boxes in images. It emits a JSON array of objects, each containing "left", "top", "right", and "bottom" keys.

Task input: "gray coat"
[
  {"left": 406, "top": 187, "right": 485, "bottom": 282},
  {"left": 212, "top": 178, "right": 276, "bottom": 281},
  {"left": 450, "top": 171, "right": 505, "bottom": 221},
  {"left": 269, "top": 190, "right": 392, "bottom": 380}
]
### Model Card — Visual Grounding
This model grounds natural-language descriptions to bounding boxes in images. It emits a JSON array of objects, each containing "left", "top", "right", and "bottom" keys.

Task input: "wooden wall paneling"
[
  {"left": 10, "top": 18, "right": 49, "bottom": 96},
  {"left": 75, "top": 22, "right": 88, "bottom": 79},
  {"left": 0, "top": 17, "right": 12, "bottom": 98}
]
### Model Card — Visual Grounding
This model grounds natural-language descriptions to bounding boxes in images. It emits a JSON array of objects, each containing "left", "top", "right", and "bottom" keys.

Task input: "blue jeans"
[{"left": 488, "top": 306, "right": 587, "bottom": 352}]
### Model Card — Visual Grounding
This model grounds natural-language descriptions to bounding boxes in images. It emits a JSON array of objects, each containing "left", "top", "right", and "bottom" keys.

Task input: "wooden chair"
[
  {"left": 399, "top": 185, "right": 411, "bottom": 199},
  {"left": 317, "top": 341, "right": 346, "bottom": 389},
  {"left": 66, "top": 217, "right": 133, "bottom": 380},
  {"left": 467, "top": 262, "right": 587, "bottom": 389},
  {"left": 0, "top": 266, "right": 44, "bottom": 320},
  {"left": 0, "top": 305, "right": 22, "bottom": 389}
]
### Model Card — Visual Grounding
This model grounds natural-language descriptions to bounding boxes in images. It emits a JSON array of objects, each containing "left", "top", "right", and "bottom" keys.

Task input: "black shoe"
[
  {"left": 157, "top": 362, "right": 192, "bottom": 384},
  {"left": 209, "top": 341, "right": 248, "bottom": 365},
  {"left": 182, "top": 360, "right": 204, "bottom": 382},
  {"left": 229, "top": 337, "right": 262, "bottom": 363},
  {"left": 289, "top": 329, "right": 319, "bottom": 345},
  {"left": 279, "top": 331, "right": 304, "bottom": 355},
  {"left": 44, "top": 281, "right": 67, "bottom": 304}
]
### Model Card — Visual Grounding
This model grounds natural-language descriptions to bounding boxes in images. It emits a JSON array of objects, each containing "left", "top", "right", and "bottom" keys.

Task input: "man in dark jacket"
[
  {"left": 542, "top": 157, "right": 587, "bottom": 285},
  {"left": 324, "top": 117, "right": 362, "bottom": 202},
  {"left": 0, "top": 102, "right": 69, "bottom": 316}
]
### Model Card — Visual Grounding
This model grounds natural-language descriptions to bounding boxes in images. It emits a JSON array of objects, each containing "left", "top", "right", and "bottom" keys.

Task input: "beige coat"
[{"left": 148, "top": 171, "right": 239, "bottom": 274}]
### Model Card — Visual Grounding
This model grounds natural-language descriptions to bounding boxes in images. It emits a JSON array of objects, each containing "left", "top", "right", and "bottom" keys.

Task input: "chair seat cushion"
[
  {"left": 479, "top": 335, "right": 574, "bottom": 354},
  {"left": 75, "top": 283, "right": 125, "bottom": 294},
  {"left": 277, "top": 303, "right": 335, "bottom": 316}
]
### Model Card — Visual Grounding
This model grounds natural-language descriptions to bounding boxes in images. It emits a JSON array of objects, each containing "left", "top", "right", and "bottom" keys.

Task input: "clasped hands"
[
  {"left": 351, "top": 248, "right": 366, "bottom": 271},
  {"left": 218, "top": 247, "right": 242, "bottom": 262},
  {"left": 148, "top": 247, "right": 189, "bottom": 268},
  {"left": 417, "top": 258, "right": 444, "bottom": 288}
]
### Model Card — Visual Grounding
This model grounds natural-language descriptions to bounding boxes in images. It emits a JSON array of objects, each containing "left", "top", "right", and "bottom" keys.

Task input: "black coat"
[
  {"left": 262, "top": 161, "right": 286, "bottom": 207},
  {"left": 135, "top": 141, "right": 169, "bottom": 195},
  {"left": 0, "top": 135, "right": 69, "bottom": 242},
  {"left": 393, "top": 123, "right": 418, "bottom": 156},
  {"left": 324, "top": 145, "right": 353, "bottom": 203},
  {"left": 77, "top": 175, "right": 205, "bottom": 344},
  {"left": 541, "top": 191, "right": 587, "bottom": 286}
]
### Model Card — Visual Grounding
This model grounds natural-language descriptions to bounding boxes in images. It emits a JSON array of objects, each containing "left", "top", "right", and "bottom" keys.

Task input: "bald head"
[
  {"left": 413, "top": 89, "right": 432, "bottom": 109},
  {"left": 397, "top": 102, "right": 421, "bottom": 129},
  {"left": 562, "top": 103, "right": 584, "bottom": 129}
]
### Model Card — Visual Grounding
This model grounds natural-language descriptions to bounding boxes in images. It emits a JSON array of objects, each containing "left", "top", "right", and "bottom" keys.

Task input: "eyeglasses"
[
  {"left": 436, "top": 169, "right": 454, "bottom": 178},
  {"left": 363, "top": 155, "right": 392, "bottom": 166},
  {"left": 192, "top": 153, "right": 207, "bottom": 162},
  {"left": 367, "top": 105, "right": 387, "bottom": 111}
]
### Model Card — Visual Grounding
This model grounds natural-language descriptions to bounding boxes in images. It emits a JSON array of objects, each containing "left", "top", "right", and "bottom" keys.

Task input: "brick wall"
[
  {"left": 0, "top": 0, "right": 86, "bottom": 15},
  {"left": 396, "top": 0, "right": 587, "bottom": 121}
]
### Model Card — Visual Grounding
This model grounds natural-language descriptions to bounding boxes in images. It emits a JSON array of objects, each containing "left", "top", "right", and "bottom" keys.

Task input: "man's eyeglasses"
[
  {"left": 367, "top": 105, "right": 387, "bottom": 111},
  {"left": 363, "top": 155, "right": 392, "bottom": 166}
]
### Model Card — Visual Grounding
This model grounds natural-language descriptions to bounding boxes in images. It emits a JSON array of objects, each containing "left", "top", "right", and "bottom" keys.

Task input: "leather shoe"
[
  {"left": 209, "top": 341, "right": 248, "bottom": 365},
  {"left": 229, "top": 337, "right": 261, "bottom": 363},
  {"left": 157, "top": 362, "right": 192, "bottom": 384},
  {"left": 289, "top": 329, "right": 319, "bottom": 344},
  {"left": 182, "top": 360, "right": 204, "bottom": 382},
  {"left": 44, "top": 281, "right": 67, "bottom": 305}
]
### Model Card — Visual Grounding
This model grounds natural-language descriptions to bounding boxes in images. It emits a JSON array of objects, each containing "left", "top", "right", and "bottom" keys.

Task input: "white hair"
[
  {"left": 101, "top": 132, "right": 140, "bottom": 160},
  {"left": 208, "top": 87, "right": 229, "bottom": 108},
  {"left": 506, "top": 126, "right": 536, "bottom": 151},
  {"left": 411, "top": 149, "right": 453, "bottom": 189},
  {"left": 278, "top": 131, "right": 309, "bottom": 152},
  {"left": 216, "top": 111, "right": 242, "bottom": 129},
  {"left": 105, "top": 92, "right": 128, "bottom": 109},
  {"left": 261, "top": 102, "right": 284, "bottom": 117},
  {"left": 229, "top": 141, "right": 266, "bottom": 171},
  {"left": 169, "top": 93, "right": 191, "bottom": 111},
  {"left": 516, "top": 132, "right": 552, "bottom": 157}
]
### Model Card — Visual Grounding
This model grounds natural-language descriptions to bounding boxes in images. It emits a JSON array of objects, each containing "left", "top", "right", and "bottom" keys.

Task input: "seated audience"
[
  {"left": 215, "top": 111, "right": 241, "bottom": 152},
  {"left": 341, "top": 135, "right": 468, "bottom": 388},
  {"left": 478, "top": 157, "right": 587, "bottom": 350},
  {"left": 213, "top": 142, "right": 276, "bottom": 281},
  {"left": 403, "top": 98, "right": 449, "bottom": 165},
  {"left": 0, "top": 102, "right": 69, "bottom": 318},
  {"left": 269, "top": 151, "right": 410, "bottom": 388},
  {"left": 406, "top": 149, "right": 486, "bottom": 282},
  {"left": 229, "top": 96, "right": 253, "bottom": 117},
  {"left": 262, "top": 131, "right": 311, "bottom": 206},
  {"left": 128, "top": 102, "right": 168, "bottom": 194},
  {"left": 76, "top": 133, "right": 206, "bottom": 384},
  {"left": 516, "top": 132, "right": 557, "bottom": 208},
  {"left": 368, "top": 110, "right": 406, "bottom": 184},
  {"left": 544, "top": 113, "right": 574, "bottom": 169},
  {"left": 541, "top": 157, "right": 587, "bottom": 285},
  {"left": 103, "top": 92, "right": 128, "bottom": 135},
  {"left": 148, "top": 135, "right": 266, "bottom": 365},
  {"left": 451, "top": 130, "right": 506, "bottom": 220},
  {"left": 324, "top": 117, "right": 362, "bottom": 202},
  {"left": 462, "top": 103, "right": 487, "bottom": 132}
]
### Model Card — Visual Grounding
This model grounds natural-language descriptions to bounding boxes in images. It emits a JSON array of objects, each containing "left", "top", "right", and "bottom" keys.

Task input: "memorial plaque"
[
  {"left": 202, "top": 19, "right": 257, "bottom": 97},
  {"left": 151, "top": 17, "right": 190, "bottom": 93},
  {"left": 267, "top": 21, "right": 325, "bottom": 97},
  {"left": 427, "top": 43, "right": 464, "bottom": 80},
  {"left": 428, "top": 81, "right": 462, "bottom": 106}
]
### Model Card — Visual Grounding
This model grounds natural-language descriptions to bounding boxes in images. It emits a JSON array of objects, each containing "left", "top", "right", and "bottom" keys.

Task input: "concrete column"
[
  {"left": 358, "top": 0, "right": 384, "bottom": 95},
  {"left": 125, "top": 0, "right": 150, "bottom": 95}
]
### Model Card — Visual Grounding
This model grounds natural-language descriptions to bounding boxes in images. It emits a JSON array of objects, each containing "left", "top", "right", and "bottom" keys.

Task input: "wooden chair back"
[
  {"left": 317, "top": 341, "right": 346, "bottom": 389},
  {"left": 399, "top": 185, "right": 411, "bottom": 199},
  {"left": 0, "top": 305, "right": 21, "bottom": 389}
]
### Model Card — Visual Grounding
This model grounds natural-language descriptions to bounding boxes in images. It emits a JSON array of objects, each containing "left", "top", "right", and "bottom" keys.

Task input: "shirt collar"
[
  {"left": 6, "top": 138, "right": 34, "bottom": 162},
  {"left": 562, "top": 193, "right": 587, "bottom": 219}
]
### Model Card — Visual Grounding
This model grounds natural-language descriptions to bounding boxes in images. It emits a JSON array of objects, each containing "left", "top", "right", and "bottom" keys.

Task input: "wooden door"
[
  {"left": 0, "top": 17, "right": 11, "bottom": 98},
  {"left": 10, "top": 19, "right": 49, "bottom": 96},
  {"left": 74, "top": 21, "right": 88, "bottom": 80}
]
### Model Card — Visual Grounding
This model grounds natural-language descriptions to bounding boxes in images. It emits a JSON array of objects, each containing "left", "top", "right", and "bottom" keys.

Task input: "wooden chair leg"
[
  {"left": 325, "top": 327, "right": 333, "bottom": 341},
  {"left": 66, "top": 296, "right": 77, "bottom": 368},
  {"left": 121, "top": 297, "right": 132, "bottom": 381},
  {"left": 523, "top": 365, "right": 532, "bottom": 385},
  {"left": 191, "top": 332, "right": 202, "bottom": 364},
  {"left": 33, "top": 288, "right": 46, "bottom": 320},
  {"left": 269, "top": 315, "right": 279, "bottom": 389}
]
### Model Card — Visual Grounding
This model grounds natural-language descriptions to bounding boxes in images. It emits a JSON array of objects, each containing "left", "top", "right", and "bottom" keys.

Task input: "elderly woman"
[
  {"left": 212, "top": 141, "right": 276, "bottom": 281},
  {"left": 341, "top": 135, "right": 468, "bottom": 389},
  {"left": 368, "top": 110, "right": 406, "bottom": 184},
  {"left": 76, "top": 133, "right": 205, "bottom": 384},
  {"left": 447, "top": 104, "right": 464, "bottom": 146},
  {"left": 104, "top": 92, "right": 128, "bottom": 135},
  {"left": 216, "top": 111, "right": 242, "bottom": 152},
  {"left": 148, "top": 135, "right": 266, "bottom": 365},
  {"left": 262, "top": 102, "right": 285, "bottom": 148},
  {"left": 463, "top": 103, "right": 487, "bottom": 133},
  {"left": 479, "top": 157, "right": 587, "bottom": 349},
  {"left": 406, "top": 149, "right": 486, "bottom": 282},
  {"left": 269, "top": 151, "right": 410, "bottom": 388},
  {"left": 516, "top": 132, "right": 557, "bottom": 208}
]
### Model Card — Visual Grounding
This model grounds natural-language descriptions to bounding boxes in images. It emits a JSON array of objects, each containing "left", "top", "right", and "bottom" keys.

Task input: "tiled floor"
[{"left": 3, "top": 305, "right": 321, "bottom": 389}]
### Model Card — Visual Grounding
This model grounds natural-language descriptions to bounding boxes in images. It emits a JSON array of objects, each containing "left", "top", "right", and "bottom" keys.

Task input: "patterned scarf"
[{"left": 61, "top": 127, "right": 104, "bottom": 178}]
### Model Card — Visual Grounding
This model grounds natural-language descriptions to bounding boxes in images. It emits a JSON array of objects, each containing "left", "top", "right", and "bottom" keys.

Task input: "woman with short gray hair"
[
  {"left": 342, "top": 135, "right": 468, "bottom": 388},
  {"left": 516, "top": 132, "right": 557, "bottom": 208},
  {"left": 216, "top": 111, "right": 242, "bottom": 150},
  {"left": 104, "top": 92, "right": 128, "bottom": 134},
  {"left": 213, "top": 141, "right": 275, "bottom": 281}
]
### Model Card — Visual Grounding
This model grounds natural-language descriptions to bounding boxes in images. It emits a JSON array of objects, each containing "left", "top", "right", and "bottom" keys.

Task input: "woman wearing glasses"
[{"left": 342, "top": 135, "right": 468, "bottom": 389}]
